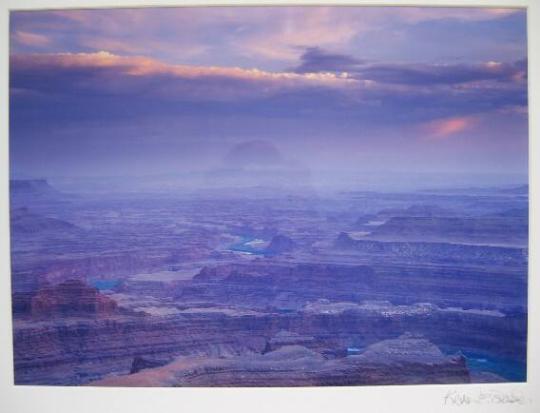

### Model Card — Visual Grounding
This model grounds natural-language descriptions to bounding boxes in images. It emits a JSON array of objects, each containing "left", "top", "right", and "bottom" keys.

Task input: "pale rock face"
[{"left": 90, "top": 338, "right": 470, "bottom": 387}]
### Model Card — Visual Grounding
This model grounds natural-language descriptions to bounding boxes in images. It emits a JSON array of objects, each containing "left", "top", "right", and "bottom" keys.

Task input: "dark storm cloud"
[
  {"left": 9, "top": 52, "right": 356, "bottom": 102},
  {"left": 293, "top": 47, "right": 526, "bottom": 86},
  {"left": 8, "top": 52, "right": 359, "bottom": 127},
  {"left": 293, "top": 47, "right": 364, "bottom": 73},
  {"left": 9, "top": 51, "right": 527, "bottom": 129},
  {"left": 358, "top": 60, "right": 526, "bottom": 85}
]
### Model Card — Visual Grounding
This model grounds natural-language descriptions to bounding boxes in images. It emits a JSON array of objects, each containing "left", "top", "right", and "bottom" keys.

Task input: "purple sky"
[{"left": 9, "top": 6, "right": 528, "bottom": 183}]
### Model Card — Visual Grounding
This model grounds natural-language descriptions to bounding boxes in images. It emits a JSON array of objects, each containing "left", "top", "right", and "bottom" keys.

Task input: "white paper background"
[{"left": 0, "top": 1, "right": 538, "bottom": 412}]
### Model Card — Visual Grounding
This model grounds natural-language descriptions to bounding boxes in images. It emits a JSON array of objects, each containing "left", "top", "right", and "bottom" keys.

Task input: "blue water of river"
[
  {"left": 440, "top": 345, "right": 526, "bottom": 382},
  {"left": 229, "top": 236, "right": 267, "bottom": 255},
  {"left": 89, "top": 279, "right": 120, "bottom": 291}
]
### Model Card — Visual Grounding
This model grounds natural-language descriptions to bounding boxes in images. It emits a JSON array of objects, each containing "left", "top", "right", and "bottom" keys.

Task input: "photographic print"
[{"left": 9, "top": 5, "right": 528, "bottom": 387}]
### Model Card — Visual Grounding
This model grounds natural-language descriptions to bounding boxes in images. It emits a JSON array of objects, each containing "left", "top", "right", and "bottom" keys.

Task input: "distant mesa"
[
  {"left": 203, "top": 140, "right": 311, "bottom": 188},
  {"left": 497, "top": 184, "right": 528, "bottom": 195},
  {"left": 368, "top": 216, "right": 528, "bottom": 245},
  {"left": 421, "top": 184, "right": 529, "bottom": 195},
  {"left": 400, "top": 204, "right": 456, "bottom": 217},
  {"left": 333, "top": 232, "right": 526, "bottom": 265},
  {"left": 10, "top": 179, "right": 58, "bottom": 195},
  {"left": 223, "top": 140, "right": 284, "bottom": 167},
  {"left": 10, "top": 179, "right": 72, "bottom": 206},
  {"left": 355, "top": 204, "right": 455, "bottom": 227},
  {"left": 492, "top": 208, "right": 528, "bottom": 218},
  {"left": 378, "top": 204, "right": 456, "bottom": 219}
]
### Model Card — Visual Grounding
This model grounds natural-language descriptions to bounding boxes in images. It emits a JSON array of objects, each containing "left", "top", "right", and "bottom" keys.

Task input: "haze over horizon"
[{"left": 9, "top": 6, "right": 528, "bottom": 188}]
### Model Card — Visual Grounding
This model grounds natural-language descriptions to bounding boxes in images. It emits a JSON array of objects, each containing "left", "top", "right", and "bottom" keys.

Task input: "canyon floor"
[{"left": 10, "top": 179, "right": 528, "bottom": 386}]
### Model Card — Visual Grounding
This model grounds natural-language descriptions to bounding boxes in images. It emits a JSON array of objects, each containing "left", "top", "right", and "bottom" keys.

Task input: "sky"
[{"left": 9, "top": 6, "right": 529, "bottom": 187}]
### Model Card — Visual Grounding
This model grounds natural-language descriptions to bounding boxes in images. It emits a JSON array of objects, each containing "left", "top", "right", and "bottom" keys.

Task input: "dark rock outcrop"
[
  {"left": 130, "top": 356, "right": 170, "bottom": 374},
  {"left": 264, "top": 234, "right": 296, "bottom": 255},
  {"left": 30, "top": 280, "right": 117, "bottom": 316}
]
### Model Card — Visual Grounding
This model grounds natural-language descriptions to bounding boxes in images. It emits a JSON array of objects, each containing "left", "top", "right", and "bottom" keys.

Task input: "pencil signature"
[{"left": 443, "top": 390, "right": 529, "bottom": 406}]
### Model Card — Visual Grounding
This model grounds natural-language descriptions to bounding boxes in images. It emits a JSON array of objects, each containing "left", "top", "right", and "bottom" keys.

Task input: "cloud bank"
[{"left": 8, "top": 6, "right": 529, "bottom": 179}]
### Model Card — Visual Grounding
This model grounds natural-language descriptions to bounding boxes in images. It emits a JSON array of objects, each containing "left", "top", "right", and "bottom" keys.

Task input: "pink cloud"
[
  {"left": 11, "top": 51, "right": 355, "bottom": 84},
  {"left": 12, "top": 30, "right": 50, "bottom": 47},
  {"left": 421, "top": 116, "right": 478, "bottom": 139},
  {"left": 10, "top": 51, "right": 358, "bottom": 102}
]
